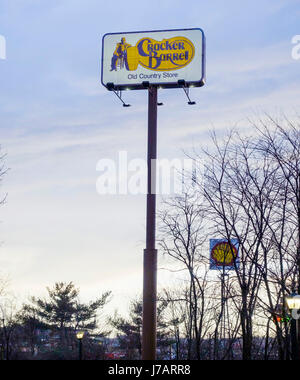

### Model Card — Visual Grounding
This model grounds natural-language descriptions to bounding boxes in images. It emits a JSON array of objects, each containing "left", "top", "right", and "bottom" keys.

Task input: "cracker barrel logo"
[
  {"left": 110, "top": 36, "right": 195, "bottom": 72},
  {"left": 211, "top": 241, "right": 238, "bottom": 268}
]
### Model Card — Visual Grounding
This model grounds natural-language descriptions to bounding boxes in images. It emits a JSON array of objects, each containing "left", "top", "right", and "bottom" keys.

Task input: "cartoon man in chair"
[{"left": 111, "top": 37, "right": 132, "bottom": 71}]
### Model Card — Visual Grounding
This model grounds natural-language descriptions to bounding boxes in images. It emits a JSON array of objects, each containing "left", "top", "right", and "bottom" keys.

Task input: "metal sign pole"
[
  {"left": 102, "top": 26, "right": 205, "bottom": 362},
  {"left": 142, "top": 85, "right": 158, "bottom": 360}
]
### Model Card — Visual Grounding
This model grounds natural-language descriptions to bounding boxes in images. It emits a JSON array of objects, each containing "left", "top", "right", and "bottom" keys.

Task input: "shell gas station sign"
[
  {"left": 210, "top": 239, "right": 240, "bottom": 271},
  {"left": 101, "top": 28, "right": 205, "bottom": 90}
]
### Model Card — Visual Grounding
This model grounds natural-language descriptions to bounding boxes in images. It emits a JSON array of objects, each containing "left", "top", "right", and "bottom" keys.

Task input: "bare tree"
[
  {"left": 253, "top": 117, "right": 300, "bottom": 358},
  {"left": 191, "top": 117, "right": 300, "bottom": 360},
  {"left": 159, "top": 190, "right": 214, "bottom": 359}
]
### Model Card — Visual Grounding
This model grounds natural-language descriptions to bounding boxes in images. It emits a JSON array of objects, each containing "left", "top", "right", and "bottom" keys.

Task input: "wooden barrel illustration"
[{"left": 125, "top": 46, "right": 139, "bottom": 71}]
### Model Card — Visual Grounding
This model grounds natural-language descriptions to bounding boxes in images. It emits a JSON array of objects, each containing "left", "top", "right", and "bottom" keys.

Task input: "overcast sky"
[{"left": 0, "top": 0, "right": 300, "bottom": 314}]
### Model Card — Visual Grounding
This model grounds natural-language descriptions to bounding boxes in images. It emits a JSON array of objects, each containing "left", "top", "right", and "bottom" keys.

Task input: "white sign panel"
[{"left": 101, "top": 28, "right": 205, "bottom": 90}]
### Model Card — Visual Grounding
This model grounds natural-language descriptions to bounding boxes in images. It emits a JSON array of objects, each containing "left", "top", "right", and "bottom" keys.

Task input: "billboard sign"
[
  {"left": 210, "top": 239, "right": 240, "bottom": 271},
  {"left": 101, "top": 28, "right": 205, "bottom": 90}
]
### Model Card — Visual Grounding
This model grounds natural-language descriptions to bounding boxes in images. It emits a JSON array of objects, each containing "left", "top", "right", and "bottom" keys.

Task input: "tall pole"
[
  {"left": 291, "top": 318, "right": 299, "bottom": 360},
  {"left": 79, "top": 339, "right": 83, "bottom": 361},
  {"left": 142, "top": 86, "right": 158, "bottom": 360}
]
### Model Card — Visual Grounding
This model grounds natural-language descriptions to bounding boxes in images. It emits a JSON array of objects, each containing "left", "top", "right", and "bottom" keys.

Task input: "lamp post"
[
  {"left": 76, "top": 331, "right": 84, "bottom": 361},
  {"left": 1, "top": 318, "right": 6, "bottom": 361},
  {"left": 285, "top": 293, "right": 300, "bottom": 360}
]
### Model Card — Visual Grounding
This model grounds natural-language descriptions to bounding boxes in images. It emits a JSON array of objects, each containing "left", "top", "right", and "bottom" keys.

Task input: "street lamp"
[
  {"left": 286, "top": 294, "right": 300, "bottom": 310},
  {"left": 76, "top": 331, "right": 85, "bottom": 360},
  {"left": 285, "top": 293, "right": 300, "bottom": 360}
]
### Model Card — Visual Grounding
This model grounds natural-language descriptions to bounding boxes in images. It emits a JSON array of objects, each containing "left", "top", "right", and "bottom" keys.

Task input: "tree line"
[
  {"left": 0, "top": 116, "right": 299, "bottom": 360},
  {"left": 158, "top": 116, "right": 300, "bottom": 360}
]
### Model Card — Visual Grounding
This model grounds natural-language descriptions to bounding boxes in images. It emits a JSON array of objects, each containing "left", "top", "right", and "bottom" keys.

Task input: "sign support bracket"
[
  {"left": 178, "top": 80, "right": 196, "bottom": 105},
  {"left": 111, "top": 87, "right": 131, "bottom": 107}
]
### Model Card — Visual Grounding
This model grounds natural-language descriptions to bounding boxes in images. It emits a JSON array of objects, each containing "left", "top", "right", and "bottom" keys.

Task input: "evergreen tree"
[
  {"left": 109, "top": 298, "right": 169, "bottom": 359},
  {"left": 22, "top": 282, "right": 111, "bottom": 348}
]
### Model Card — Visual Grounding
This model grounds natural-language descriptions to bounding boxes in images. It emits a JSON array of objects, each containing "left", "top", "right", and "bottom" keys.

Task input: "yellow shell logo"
[
  {"left": 110, "top": 36, "right": 195, "bottom": 72},
  {"left": 211, "top": 242, "right": 238, "bottom": 267}
]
